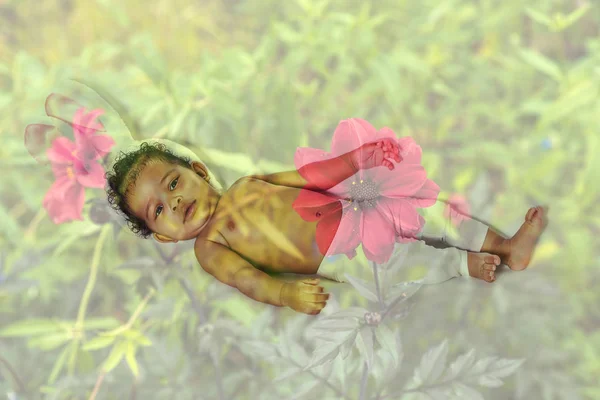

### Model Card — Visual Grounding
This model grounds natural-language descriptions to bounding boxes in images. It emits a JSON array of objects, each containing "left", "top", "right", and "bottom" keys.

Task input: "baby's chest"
[{"left": 216, "top": 180, "right": 320, "bottom": 270}]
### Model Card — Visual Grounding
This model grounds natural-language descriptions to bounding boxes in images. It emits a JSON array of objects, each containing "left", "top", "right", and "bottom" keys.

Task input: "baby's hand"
[
  {"left": 281, "top": 278, "right": 330, "bottom": 315},
  {"left": 350, "top": 138, "right": 402, "bottom": 171}
]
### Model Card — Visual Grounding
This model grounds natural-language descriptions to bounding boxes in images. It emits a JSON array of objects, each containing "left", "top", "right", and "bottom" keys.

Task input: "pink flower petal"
[
  {"left": 75, "top": 161, "right": 106, "bottom": 188},
  {"left": 51, "top": 163, "right": 68, "bottom": 180},
  {"left": 331, "top": 118, "right": 378, "bottom": 156},
  {"left": 52, "top": 176, "right": 76, "bottom": 200},
  {"left": 73, "top": 107, "right": 105, "bottom": 137},
  {"left": 64, "top": 183, "right": 85, "bottom": 220},
  {"left": 403, "top": 179, "right": 441, "bottom": 208},
  {"left": 344, "top": 248, "right": 358, "bottom": 259},
  {"left": 375, "top": 197, "right": 425, "bottom": 240},
  {"left": 314, "top": 206, "right": 343, "bottom": 256},
  {"left": 294, "top": 147, "right": 335, "bottom": 171},
  {"left": 46, "top": 137, "right": 76, "bottom": 164},
  {"left": 395, "top": 137, "right": 422, "bottom": 164},
  {"left": 325, "top": 205, "right": 363, "bottom": 256},
  {"left": 88, "top": 134, "right": 115, "bottom": 158},
  {"left": 292, "top": 189, "right": 341, "bottom": 221},
  {"left": 377, "top": 164, "right": 429, "bottom": 198},
  {"left": 444, "top": 194, "right": 471, "bottom": 227},
  {"left": 359, "top": 205, "right": 397, "bottom": 263},
  {"left": 374, "top": 126, "right": 399, "bottom": 141},
  {"left": 43, "top": 178, "right": 83, "bottom": 223}
]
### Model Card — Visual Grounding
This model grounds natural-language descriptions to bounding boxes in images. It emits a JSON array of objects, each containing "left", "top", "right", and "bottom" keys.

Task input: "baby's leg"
[
  {"left": 412, "top": 199, "right": 503, "bottom": 283},
  {"left": 397, "top": 240, "right": 499, "bottom": 284},
  {"left": 415, "top": 199, "right": 548, "bottom": 273},
  {"left": 414, "top": 200, "right": 490, "bottom": 254}
]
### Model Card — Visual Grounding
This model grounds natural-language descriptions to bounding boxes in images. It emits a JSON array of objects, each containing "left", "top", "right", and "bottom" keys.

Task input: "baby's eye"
[{"left": 154, "top": 177, "right": 179, "bottom": 218}]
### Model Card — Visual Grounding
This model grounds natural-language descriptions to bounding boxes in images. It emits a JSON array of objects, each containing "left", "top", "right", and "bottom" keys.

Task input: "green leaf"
[
  {"left": 525, "top": 8, "right": 552, "bottom": 27},
  {"left": 82, "top": 335, "right": 116, "bottom": 351},
  {"left": 355, "top": 325, "right": 374, "bottom": 371},
  {"left": 518, "top": 48, "right": 562, "bottom": 82},
  {"left": 170, "top": 102, "right": 192, "bottom": 136},
  {"left": 48, "top": 345, "right": 71, "bottom": 384},
  {"left": 202, "top": 147, "right": 256, "bottom": 175},
  {"left": 137, "top": 334, "right": 152, "bottom": 347},
  {"left": 537, "top": 80, "right": 597, "bottom": 129},
  {"left": 125, "top": 341, "right": 140, "bottom": 377},
  {"left": 561, "top": 4, "right": 591, "bottom": 30},
  {"left": 273, "top": 21, "right": 301, "bottom": 43},
  {"left": 83, "top": 317, "right": 121, "bottom": 330},
  {"left": 0, "top": 319, "right": 64, "bottom": 337},
  {"left": 454, "top": 168, "right": 476, "bottom": 192},
  {"left": 0, "top": 203, "right": 23, "bottom": 246},
  {"left": 28, "top": 332, "right": 71, "bottom": 351},
  {"left": 373, "top": 323, "right": 400, "bottom": 368},
  {"left": 122, "top": 329, "right": 152, "bottom": 346},
  {"left": 213, "top": 297, "right": 256, "bottom": 328},
  {"left": 102, "top": 341, "right": 128, "bottom": 373},
  {"left": 141, "top": 100, "right": 166, "bottom": 125}
]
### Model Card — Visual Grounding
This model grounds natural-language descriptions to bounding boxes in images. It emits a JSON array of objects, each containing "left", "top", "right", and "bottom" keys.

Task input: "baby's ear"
[
  {"left": 153, "top": 233, "right": 178, "bottom": 243},
  {"left": 191, "top": 161, "right": 209, "bottom": 181}
]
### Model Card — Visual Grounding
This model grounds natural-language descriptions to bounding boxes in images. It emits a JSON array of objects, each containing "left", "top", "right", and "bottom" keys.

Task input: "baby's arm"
[
  {"left": 250, "top": 138, "right": 401, "bottom": 192},
  {"left": 194, "top": 239, "right": 329, "bottom": 314},
  {"left": 250, "top": 151, "right": 357, "bottom": 192}
]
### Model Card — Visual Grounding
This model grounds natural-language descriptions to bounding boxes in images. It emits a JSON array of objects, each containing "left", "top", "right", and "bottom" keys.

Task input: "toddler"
[{"left": 105, "top": 135, "right": 548, "bottom": 316}]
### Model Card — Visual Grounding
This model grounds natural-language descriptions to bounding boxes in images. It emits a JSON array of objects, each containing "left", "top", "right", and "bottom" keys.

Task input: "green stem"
[
  {"left": 75, "top": 224, "right": 111, "bottom": 329},
  {"left": 68, "top": 225, "right": 111, "bottom": 376},
  {"left": 76, "top": 224, "right": 111, "bottom": 329},
  {"left": 68, "top": 224, "right": 111, "bottom": 376}
]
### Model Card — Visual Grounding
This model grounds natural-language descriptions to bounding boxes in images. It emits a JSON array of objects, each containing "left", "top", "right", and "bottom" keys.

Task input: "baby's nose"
[{"left": 172, "top": 197, "right": 181, "bottom": 211}]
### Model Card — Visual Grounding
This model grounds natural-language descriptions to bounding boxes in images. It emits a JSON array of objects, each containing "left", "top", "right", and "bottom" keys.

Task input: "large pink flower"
[
  {"left": 26, "top": 104, "right": 114, "bottom": 224},
  {"left": 292, "top": 118, "right": 440, "bottom": 264}
]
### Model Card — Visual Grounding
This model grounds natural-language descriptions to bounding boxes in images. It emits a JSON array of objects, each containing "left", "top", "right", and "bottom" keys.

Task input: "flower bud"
[{"left": 88, "top": 199, "right": 113, "bottom": 225}]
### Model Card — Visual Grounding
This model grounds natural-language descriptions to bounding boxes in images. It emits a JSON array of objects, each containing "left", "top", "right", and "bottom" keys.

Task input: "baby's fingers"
[
  {"left": 377, "top": 139, "right": 401, "bottom": 163},
  {"left": 301, "top": 292, "right": 330, "bottom": 303},
  {"left": 300, "top": 278, "right": 320, "bottom": 286},
  {"left": 306, "top": 303, "right": 326, "bottom": 315}
]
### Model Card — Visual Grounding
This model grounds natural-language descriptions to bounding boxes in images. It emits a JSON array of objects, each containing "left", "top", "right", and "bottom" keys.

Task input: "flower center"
[
  {"left": 66, "top": 166, "right": 75, "bottom": 180},
  {"left": 348, "top": 178, "right": 380, "bottom": 211}
]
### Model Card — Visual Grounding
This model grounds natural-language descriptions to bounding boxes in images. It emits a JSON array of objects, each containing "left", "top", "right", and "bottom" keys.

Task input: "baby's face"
[{"left": 127, "top": 160, "right": 220, "bottom": 241}]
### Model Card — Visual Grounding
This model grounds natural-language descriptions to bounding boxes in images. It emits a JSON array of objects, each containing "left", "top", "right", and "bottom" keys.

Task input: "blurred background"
[{"left": 0, "top": 0, "right": 599, "bottom": 399}]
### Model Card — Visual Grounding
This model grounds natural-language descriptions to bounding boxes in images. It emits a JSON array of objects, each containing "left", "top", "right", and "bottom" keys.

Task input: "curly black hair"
[{"left": 105, "top": 141, "right": 193, "bottom": 238}]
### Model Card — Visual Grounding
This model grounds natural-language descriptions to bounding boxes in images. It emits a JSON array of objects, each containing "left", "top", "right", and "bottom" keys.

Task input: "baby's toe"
[
  {"left": 484, "top": 254, "right": 500, "bottom": 266},
  {"left": 483, "top": 264, "right": 496, "bottom": 282},
  {"left": 527, "top": 206, "right": 538, "bottom": 219}
]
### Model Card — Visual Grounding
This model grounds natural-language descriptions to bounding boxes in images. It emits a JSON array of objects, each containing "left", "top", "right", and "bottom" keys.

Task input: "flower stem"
[
  {"left": 371, "top": 261, "right": 384, "bottom": 310},
  {"left": 76, "top": 224, "right": 111, "bottom": 328},
  {"left": 358, "top": 361, "right": 368, "bottom": 400},
  {"left": 0, "top": 354, "right": 26, "bottom": 393}
]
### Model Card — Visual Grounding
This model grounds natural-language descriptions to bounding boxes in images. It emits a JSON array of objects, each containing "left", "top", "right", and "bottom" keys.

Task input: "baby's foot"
[
  {"left": 467, "top": 252, "right": 500, "bottom": 283},
  {"left": 505, "top": 206, "right": 549, "bottom": 271}
]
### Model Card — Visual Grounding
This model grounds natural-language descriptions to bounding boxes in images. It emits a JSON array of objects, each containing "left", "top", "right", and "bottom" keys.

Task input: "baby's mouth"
[{"left": 184, "top": 200, "right": 196, "bottom": 222}]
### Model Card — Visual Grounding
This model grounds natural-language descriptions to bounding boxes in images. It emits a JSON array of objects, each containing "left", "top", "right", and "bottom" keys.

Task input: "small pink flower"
[
  {"left": 25, "top": 99, "right": 115, "bottom": 224},
  {"left": 443, "top": 194, "right": 471, "bottom": 227},
  {"left": 293, "top": 118, "right": 440, "bottom": 264},
  {"left": 70, "top": 107, "right": 115, "bottom": 169},
  {"left": 43, "top": 135, "right": 108, "bottom": 224}
]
